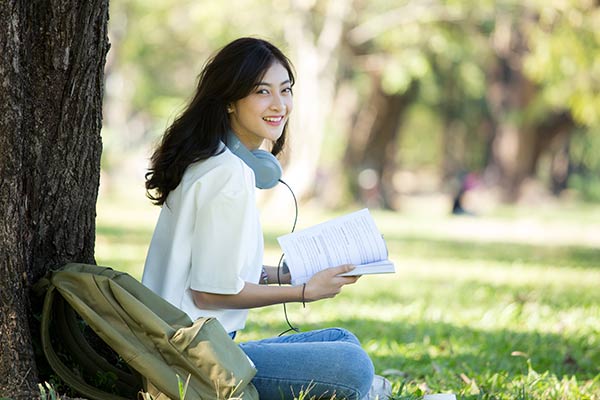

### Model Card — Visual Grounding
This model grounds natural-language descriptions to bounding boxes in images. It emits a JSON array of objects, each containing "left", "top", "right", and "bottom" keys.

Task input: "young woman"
[{"left": 142, "top": 37, "right": 385, "bottom": 399}]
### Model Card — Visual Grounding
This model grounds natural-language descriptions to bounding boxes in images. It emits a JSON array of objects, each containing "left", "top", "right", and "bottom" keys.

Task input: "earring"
[{"left": 226, "top": 105, "right": 233, "bottom": 113}]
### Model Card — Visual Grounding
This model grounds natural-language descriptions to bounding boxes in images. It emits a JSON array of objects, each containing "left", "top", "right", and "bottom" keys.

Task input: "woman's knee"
[
  {"left": 320, "top": 327, "right": 362, "bottom": 346},
  {"left": 331, "top": 342, "right": 375, "bottom": 398}
]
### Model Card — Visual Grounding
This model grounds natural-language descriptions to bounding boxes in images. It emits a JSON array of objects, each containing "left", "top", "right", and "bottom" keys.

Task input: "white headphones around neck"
[{"left": 225, "top": 131, "right": 282, "bottom": 189}]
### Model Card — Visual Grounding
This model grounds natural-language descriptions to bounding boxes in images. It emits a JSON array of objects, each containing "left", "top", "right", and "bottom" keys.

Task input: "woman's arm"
[
  {"left": 193, "top": 264, "right": 359, "bottom": 310},
  {"left": 193, "top": 282, "right": 302, "bottom": 309}
]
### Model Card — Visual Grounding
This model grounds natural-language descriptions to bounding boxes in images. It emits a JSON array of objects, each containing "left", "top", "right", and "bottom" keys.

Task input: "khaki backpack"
[{"left": 34, "top": 263, "right": 259, "bottom": 400}]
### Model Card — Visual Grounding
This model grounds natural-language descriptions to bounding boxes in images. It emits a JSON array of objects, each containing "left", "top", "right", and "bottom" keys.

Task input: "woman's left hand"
[{"left": 302, "top": 264, "right": 359, "bottom": 303}]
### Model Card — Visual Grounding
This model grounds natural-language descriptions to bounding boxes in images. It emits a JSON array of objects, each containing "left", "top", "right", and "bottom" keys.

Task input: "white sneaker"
[
  {"left": 362, "top": 375, "right": 392, "bottom": 400},
  {"left": 422, "top": 394, "right": 457, "bottom": 400}
]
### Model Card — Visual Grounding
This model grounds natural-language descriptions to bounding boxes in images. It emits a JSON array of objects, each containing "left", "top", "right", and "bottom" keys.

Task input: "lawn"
[{"left": 95, "top": 189, "right": 600, "bottom": 399}]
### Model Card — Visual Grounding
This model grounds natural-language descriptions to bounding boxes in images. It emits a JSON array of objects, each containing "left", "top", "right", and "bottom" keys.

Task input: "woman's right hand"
[{"left": 303, "top": 264, "right": 360, "bottom": 303}]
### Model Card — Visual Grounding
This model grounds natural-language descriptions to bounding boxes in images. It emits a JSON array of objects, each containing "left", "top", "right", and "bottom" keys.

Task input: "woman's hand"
[{"left": 303, "top": 264, "right": 360, "bottom": 303}]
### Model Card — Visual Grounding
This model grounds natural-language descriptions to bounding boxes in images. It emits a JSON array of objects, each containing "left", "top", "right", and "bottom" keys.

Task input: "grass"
[{"left": 95, "top": 188, "right": 600, "bottom": 399}]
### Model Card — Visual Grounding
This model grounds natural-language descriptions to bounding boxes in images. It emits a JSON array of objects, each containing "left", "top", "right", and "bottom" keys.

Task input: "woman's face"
[{"left": 229, "top": 62, "right": 293, "bottom": 150}]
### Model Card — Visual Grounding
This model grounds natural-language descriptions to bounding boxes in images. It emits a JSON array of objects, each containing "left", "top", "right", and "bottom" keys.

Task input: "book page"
[
  {"left": 277, "top": 209, "right": 389, "bottom": 284},
  {"left": 338, "top": 260, "right": 396, "bottom": 277}
]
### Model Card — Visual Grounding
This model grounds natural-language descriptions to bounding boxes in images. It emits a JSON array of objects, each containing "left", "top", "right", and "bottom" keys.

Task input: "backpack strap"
[
  {"left": 54, "top": 293, "right": 142, "bottom": 394},
  {"left": 40, "top": 284, "right": 132, "bottom": 400}
]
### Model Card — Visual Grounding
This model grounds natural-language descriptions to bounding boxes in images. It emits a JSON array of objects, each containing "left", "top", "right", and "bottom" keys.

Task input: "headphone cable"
[{"left": 276, "top": 178, "right": 301, "bottom": 336}]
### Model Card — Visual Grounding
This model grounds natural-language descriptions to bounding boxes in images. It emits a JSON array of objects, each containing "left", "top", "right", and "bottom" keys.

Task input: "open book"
[{"left": 277, "top": 208, "right": 395, "bottom": 285}]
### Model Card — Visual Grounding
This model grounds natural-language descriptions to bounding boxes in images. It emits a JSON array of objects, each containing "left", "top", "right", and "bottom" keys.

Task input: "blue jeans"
[{"left": 238, "top": 328, "right": 374, "bottom": 400}]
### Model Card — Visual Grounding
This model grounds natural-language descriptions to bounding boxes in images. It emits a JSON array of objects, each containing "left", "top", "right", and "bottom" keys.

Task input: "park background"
[{"left": 94, "top": 1, "right": 600, "bottom": 399}]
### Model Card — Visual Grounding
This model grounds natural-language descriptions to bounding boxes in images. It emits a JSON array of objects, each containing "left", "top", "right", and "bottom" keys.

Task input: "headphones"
[{"left": 225, "top": 131, "right": 282, "bottom": 189}]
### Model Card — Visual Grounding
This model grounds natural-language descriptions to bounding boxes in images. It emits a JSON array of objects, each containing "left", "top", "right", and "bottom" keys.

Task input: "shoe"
[
  {"left": 422, "top": 394, "right": 456, "bottom": 400},
  {"left": 362, "top": 375, "right": 392, "bottom": 400}
]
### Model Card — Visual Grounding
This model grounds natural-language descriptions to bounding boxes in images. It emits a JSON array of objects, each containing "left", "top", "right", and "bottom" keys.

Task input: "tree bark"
[{"left": 0, "top": 1, "right": 109, "bottom": 398}]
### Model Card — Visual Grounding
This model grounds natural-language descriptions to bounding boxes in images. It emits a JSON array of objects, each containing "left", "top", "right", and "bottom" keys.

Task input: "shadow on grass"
[{"left": 242, "top": 317, "right": 600, "bottom": 384}]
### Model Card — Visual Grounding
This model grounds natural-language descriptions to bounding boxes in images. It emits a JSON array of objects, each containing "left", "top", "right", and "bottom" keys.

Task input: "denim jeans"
[{"left": 238, "top": 328, "right": 374, "bottom": 400}]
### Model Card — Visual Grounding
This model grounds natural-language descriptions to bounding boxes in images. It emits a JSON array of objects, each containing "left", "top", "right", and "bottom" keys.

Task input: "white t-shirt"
[{"left": 142, "top": 145, "right": 263, "bottom": 333}]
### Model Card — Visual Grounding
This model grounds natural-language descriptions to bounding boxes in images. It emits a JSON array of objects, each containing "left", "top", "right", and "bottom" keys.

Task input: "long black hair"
[{"left": 145, "top": 37, "right": 295, "bottom": 205}]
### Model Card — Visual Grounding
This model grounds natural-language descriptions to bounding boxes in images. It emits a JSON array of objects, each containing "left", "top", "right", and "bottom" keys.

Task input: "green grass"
[{"left": 95, "top": 190, "right": 600, "bottom": 399}]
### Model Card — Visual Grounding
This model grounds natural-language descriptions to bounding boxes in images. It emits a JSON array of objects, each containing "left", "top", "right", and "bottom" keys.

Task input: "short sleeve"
[{"left": 188, "top": 168, "right": 256, "bottom": 294}]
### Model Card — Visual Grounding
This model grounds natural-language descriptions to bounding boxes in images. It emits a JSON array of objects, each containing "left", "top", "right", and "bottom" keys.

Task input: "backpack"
[{"left": 34, "top": 263, "right": 259, "bottom": 400}]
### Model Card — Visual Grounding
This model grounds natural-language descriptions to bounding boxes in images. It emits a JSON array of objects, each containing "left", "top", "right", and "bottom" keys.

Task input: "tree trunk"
[
  {"left": 484, "top": 15, "right": 535, "bottom": 201},
  {"left": 344, "top": 75, "right": 418, "bottom": 209},
  {"left": 485, "top": 50, "right": 575, "bottom": 201},
  {"left": 550, "top": 135, "right": 572, "bottom": 195},
  {"left": 279, "top": 0, "right": 352, "bottom": 202},
  {"left": 0, "top": 1, "right": 109, "bottom": 398},
  {"left": 531, "top": 112, "right": 575, "bottom": 195}
]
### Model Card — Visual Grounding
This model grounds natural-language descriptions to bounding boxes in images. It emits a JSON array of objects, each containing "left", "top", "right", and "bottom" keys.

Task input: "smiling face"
[{"left": 228, "top": 62, "right": 293, "bottom": 150}]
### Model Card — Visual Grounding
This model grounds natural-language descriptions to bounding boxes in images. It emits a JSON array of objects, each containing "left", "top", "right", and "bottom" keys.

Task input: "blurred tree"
[
  {"left": 484, "top": 8, "right": 542, "bottom": 200},
  {"left": 523, "top": 0, "right": 600, "bottom": 198},
  {"left": 281, "top": 0, "right": 353, "bottom": 201},
  {"left": 341, "top": 0, "right": 489, "bottom": 208},
  {"left": 343, "top": 71, "right": 418, "bottom": 209},
  {"left": 424, "top": 17, "right": 490, "bottom": 181},
  {"left": 484, "top": 6, "right": 570, "bottom": 200},
  {"left": 102, "top": 0, "right": 600, "bottom": 207},
  {"left": 339, "top": 1, "right": 433, "bottom": 209},
  {"left": 0, "top": 1, "right": 109, "bottom": 397},
  {"left": 483, "top": 0, "right": 599, "bottom": 201},
  {"left": 341, "top": 0, "right": 599, "bottom": 205}
]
